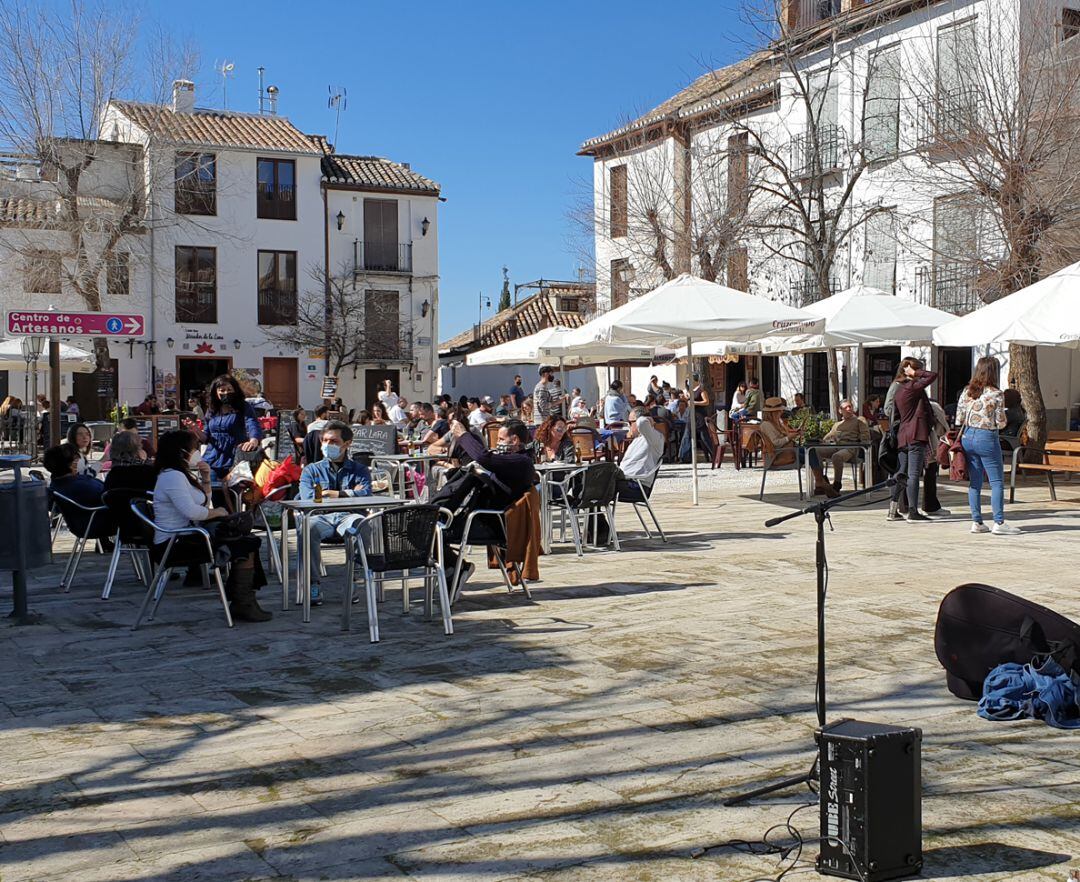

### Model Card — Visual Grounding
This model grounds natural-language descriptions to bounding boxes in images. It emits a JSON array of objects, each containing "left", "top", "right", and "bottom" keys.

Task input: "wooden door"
[{"left": 263, "top": 357, "right": 298, "bottom": 410}]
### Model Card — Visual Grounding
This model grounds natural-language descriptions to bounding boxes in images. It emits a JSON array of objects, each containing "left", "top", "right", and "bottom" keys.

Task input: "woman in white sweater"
[{"left": 153, "top": 430, "right": 272, "bottom": 622}]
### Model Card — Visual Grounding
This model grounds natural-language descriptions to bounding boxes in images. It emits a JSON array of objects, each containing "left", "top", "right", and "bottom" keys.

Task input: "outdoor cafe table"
[
  {"left": 802, "top": 442, "right": 874, "bottom": 495},
  {"left": 536, "top": 461, "right": 589, "bottom": 554},
  {"left": 372, "top": 452, "right": 441, "bottom": 499},
  {"left": 278, "top": 495, "right": 409, "bottom": 623}
]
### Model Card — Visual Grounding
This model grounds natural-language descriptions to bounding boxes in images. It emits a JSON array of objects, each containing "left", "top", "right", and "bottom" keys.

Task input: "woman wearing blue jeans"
[{"left": 957, "top": 356, "right": 1020, "bottom": 535}]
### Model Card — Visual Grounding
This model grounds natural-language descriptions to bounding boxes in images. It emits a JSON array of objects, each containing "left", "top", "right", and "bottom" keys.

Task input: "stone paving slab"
[{"left": 1, "top": 469, "right": 1080, "bottom": 880}]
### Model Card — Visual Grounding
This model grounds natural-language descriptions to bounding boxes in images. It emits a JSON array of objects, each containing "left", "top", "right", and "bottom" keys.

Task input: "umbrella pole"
[{"left": 688, "top": 336, "right": 698, "bottom": 506}]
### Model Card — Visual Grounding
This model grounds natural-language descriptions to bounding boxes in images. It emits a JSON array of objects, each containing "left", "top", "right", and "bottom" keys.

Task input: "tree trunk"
[
  {"left": 1010, "top": 342, "right": 1046, "bottom": 458},
  {"left": 826, "top": 347, "right": 841, "bottom": 419}
]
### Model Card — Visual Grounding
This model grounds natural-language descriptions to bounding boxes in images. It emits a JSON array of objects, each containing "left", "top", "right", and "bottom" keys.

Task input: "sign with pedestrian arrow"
[{"left": 6, "top": 310, "right": 146, "bottom": 338}]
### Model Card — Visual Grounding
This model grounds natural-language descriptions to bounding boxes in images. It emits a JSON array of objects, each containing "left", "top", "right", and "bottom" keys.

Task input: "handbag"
[
  {"left": 209, "top": 510, "right": 254, "bottom": 542},
  {"left": 948, "top": 426, "right": 968, "bottom": 482}
]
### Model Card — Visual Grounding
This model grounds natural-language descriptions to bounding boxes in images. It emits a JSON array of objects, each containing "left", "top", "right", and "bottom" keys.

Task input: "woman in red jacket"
[{"left": 888, "top": 357, "right": 938, "bottom": 523}]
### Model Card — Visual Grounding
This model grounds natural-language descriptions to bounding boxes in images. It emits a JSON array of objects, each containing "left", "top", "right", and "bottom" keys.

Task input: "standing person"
[
  {"left": 187, "top": 397, "right": 205, "bottom": 420},
  {"left": 64, "top": 422, "right": 97, "bottom": 476},
  {"left": 887, "top": 358, "right": 937, "bottom": 523},
  {"left": 603, "top": 379, "right": 629, "bottom": 425},
  {"left": 65, "top": 396, "right": 80, "bottom": 419},
  {"left": 377, "top": 379, "right": 399, "bottom": 411},
  {"left": 646, "top": 375, "right": 663, "bottom": 402},
  {"left": 201, "top": 375, "right": 263, "bottom": 483},
  {"left": 151, "top": 430, "right": 271, "bottom": 622},
  {"left": 532, "top": 365, "right": 563, "bottom": 423},
  {"left": 957, "top": 356, "right": 1020, "bottom": 535},
  {"left": 297, "top": 421, "right": 372, "bottom": 605},
  {"left": 678, "top": 374, "right": 714, "bottom": 462},
  {"left": 508, "top": 375, "right": 527, "bottom": 410}
]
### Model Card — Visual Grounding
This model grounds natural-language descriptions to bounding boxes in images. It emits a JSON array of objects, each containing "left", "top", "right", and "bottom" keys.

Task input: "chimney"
[
  {"left": 780, "top": 0, "right": 801, "bottom": 31},
  {"left": 172, "top": 79, "right": 195, "bottom": 113}
]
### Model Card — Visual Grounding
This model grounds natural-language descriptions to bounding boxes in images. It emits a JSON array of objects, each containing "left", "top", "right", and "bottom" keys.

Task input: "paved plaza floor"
[{"left": 2, "top": 468, "right": 1080, "bottom": 881}]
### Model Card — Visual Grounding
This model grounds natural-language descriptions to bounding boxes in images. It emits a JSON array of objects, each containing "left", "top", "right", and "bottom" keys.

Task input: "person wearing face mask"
[
  {"left": 297, "top": 421, "right": 372, "bottom": 606},
  {"left": 152, "top": 430, "right": 271, "bottom": 622}
]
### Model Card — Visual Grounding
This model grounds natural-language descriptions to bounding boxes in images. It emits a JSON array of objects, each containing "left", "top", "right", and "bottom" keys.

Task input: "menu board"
[
  {"left": 275, "top": 417, "right": 294, "bottom": 459},
  {"left": 321, "top": 375, "right": 338, "bottom": 399},
  {"left": 349, "top": 423, "right": 397, "bottom": 457}
]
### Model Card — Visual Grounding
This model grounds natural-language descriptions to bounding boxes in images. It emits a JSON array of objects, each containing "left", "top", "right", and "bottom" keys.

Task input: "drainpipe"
[{"left": 322, "top": 182, "right": 331, "bottom": 377}]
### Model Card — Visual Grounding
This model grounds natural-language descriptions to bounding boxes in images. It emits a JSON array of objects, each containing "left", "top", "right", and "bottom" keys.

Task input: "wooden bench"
[{"left": 1010, "top": 435, "right": 1080, "bottom": 502}]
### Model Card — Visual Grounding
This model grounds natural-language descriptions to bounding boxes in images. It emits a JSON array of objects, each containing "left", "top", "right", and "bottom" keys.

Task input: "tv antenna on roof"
[
  {"left": 216, "top": 60, "right": 235, "bottom": 110},
  {"left": 328, "top": 86, "right": 347, "bottom": 150}
]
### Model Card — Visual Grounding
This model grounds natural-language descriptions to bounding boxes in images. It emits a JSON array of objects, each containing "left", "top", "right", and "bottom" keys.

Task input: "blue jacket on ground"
[
  {"left": 299, "top": 457, "right": 372, "bottom": 500},
  {"left": 978, "top": 658, "right": 1080, "bottom": 729}
]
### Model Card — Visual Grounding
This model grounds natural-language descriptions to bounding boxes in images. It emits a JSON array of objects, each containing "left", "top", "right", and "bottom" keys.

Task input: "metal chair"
[
  {"left": 615, "top": 462, "right": 666, "bottom": 542},
  {"left": 129, "top": 499, "right": 233, "bottom": 629},
  {"left": 51, "top": 491, "right": 115, "bottom": 592},
  {"left": 101, "top": 487, "right": 154, "bottom": 599},
  {"left": 753, "top": 429, "right": 805, "bottom": 500},
  {"left": 343, "top": 504, "right": 454, "bottom": 642},
  {"left": 251, "top": 482, "right": 293, "bottom": 582},
  {"left": 547, "top": 461, "right": 621, "bottom": 557}
]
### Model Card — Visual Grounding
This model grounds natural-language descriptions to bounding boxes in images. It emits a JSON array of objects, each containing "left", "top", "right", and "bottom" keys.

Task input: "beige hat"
[{"left": 763, "top": 396, "right": 786, "bottom": 412}]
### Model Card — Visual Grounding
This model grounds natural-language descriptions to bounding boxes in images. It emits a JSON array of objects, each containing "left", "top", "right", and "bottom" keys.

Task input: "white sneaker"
[
  {"left": 971, "top": 522, "right": 990, "bottom": 534},
  {"left": 992, "top": 522, "right": 1021, "bottom": 536}
]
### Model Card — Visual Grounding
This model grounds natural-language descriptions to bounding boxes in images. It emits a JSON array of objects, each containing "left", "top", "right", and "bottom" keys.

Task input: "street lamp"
[
  {"left": 421, "top": 217, "right": 430, "bottom": 237},
  {"left": 336, "top": 210, "right": 345, "bottom": 231},
  {"left": 21, "top": 335, "right": 45, "bottom": 460}
]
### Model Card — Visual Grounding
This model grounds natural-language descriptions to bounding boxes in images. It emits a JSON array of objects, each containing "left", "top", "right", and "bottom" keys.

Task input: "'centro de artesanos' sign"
[{"left": 6, "top": 310, "right": 146, "bottom": 337}]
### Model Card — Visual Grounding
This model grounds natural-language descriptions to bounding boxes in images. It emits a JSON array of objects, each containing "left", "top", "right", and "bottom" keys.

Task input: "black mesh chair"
[
  {"left": 547, "top": 461, "right": 621, "bottom": 557},
  {"left": 615, "top": 462, "right": 666, "bottom": 542},
  {"left": 51, "top": 491, "right": 116, "bottom": 592},
  {"left": 129, "top": 498, "right": 233, "bottom": 629},
  {"left": 100, "top": 488, "right": 154, "bottom": 599},
  {"left": 343, "top": 504, "right": 454, "bottom": 642}
]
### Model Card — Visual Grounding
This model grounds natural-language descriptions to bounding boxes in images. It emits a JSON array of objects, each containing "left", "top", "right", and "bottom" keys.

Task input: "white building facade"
[{"left": 582, "top": 0, "right": 1080, "bottom": 426}]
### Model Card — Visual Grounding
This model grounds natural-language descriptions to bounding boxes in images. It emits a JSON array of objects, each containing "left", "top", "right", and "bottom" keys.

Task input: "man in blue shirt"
[
  {"left": 297, "top": 421, "right": 372, "bottom": 605},
  {"left": 508, "top": 375, "right": 526, "bottom": 409}
]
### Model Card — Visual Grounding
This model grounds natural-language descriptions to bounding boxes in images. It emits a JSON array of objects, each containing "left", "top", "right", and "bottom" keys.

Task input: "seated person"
[
  {"left": 417, "top": 402, "right": 449, "bottom": 450},
  {"left": 568, "top": 388, "right": 590, "bottom": 420},
  {"left": 755, "top": 400, "right": 837, "bottom": 497},
  {"left": 44, "top": 443, "right": 106, "bottom": 535},
  {"left": 1002, "top": 388, "right": 1026, "bottom": 440},
  {"left": 861, "top": 394, "right": 884, "bottom": 422},
  {"left": 103, "top": 430, "right": 156, "bottom": 492},
  {"left": 401, "top": 402, "right": 431, "bottom": 444},
  {"left": 297, "top": 421, "right": 372, "bottom": 606},
  {"left": 432, "top": 419, "right": 536, "bottom": 589},
  {"left": 65, "top": 422, "right": 97, "bottom": 476},
  {"left": 152, "top": 430, "right": 271, "bottom": 621},
  {"left": 495, "top": 394, "right": 513, "bottom": 418},
  {"left": 467, "top": 397, "right": 496, "bottom": 429},
  {"left": 620, "top": 412, "right": 664, "bottom": 483},
  {"left": 535, "top": 415, "right": 576, "bottom": 463},
  {"left": 821, "top": 398, "right": 871, "bottom": 492},
  {"left": 732, "top": 378, "right": 762, "bottom": 420}
]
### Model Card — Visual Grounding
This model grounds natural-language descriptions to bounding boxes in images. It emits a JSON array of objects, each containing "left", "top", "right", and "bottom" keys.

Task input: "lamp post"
[
  {"left": 477, "top": 292, "right": 491, "bottom": 340},
  {"left": 20, "top": 335, "right": 45, "bottom": 459}
]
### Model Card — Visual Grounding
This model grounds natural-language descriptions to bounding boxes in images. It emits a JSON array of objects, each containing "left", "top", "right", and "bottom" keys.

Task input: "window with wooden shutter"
[
  {"left": 863, "top": 211, "right": 897, "bottom": 293},
  {"left": 864, "top": 46, "right": 901, "bottom": 160},
  {"left": 256, "top": 158, "right": 296, "bottom": 220},
  {"left": 609, "top": 258, "right": 630, "bottom": 307},
  {"left": 364, "top": 289, "right": 401, "bottom": 359},
  {"left": 175, "top": 246, "right": 217, "bottom": 323},
  {"left": 257, "top": 250, "right": 297, "bottom": 325},
  {"left": 363, "top": 199, "right": 401, "bottom": 271},
  {"left": 609, "top": 165, "right": 627, "bottom": 238}
]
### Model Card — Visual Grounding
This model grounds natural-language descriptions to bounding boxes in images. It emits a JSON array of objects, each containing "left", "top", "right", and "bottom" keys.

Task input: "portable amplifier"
[{"left": 816, "top": 719, "right": 922, "bottom": 881}]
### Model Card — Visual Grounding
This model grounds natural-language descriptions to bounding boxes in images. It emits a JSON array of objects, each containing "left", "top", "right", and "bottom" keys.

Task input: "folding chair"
[
  {"left": 615, "top": 462, "right": 666, "bottom": 542},
  {"left": 51, "top": 491, "right": 116, "bottom": 592},
  {"left": 547, "top": 461, "right": 621, "bottom": 557},
  {"left": 342, "top": 504, "right": 454, "bottom": 642},
  {"left": 129, "top": 498, "right": 233, "bottom": 629},
  {"left": 101, "top": 488, "right": 154, "bottom": 599}
]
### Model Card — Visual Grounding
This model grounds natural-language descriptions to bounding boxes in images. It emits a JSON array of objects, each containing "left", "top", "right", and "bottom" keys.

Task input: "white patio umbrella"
[
  {"left": 0, "top": 338, "right": 96, "bottom": 372},
  {"left": 760, "top": 286, "right": 957, "bottom": 353},
  {"left": 565, "top": 274, "right": 824, "bottom": 504},
  {"left": 932, "top": 261, "right": 1080, "bottom": 349},
  {"left": 465, "top": 326, "right": 657, "bottom": 367},
  {"left": 672, "top": 340, "right": 762, "bottom": 359}
]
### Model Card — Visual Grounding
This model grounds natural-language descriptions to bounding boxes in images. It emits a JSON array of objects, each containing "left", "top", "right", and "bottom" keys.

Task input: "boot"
[
  {"left": 831, "top": 470, "right": 843, "bottom": 494},
  {"left": 229, "top": 565, "right": 272, "bottom": 623},
  {"left": 812, "top": 468, "right": 839, "bottom": 498},
  {"left": 886, "top": 501, "right": 903, "bottom": 521}
]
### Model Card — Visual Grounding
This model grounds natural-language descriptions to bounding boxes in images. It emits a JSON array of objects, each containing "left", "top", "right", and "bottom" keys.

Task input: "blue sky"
[{"left": 156, "top": 0, "right": 751, "bottom": 338}]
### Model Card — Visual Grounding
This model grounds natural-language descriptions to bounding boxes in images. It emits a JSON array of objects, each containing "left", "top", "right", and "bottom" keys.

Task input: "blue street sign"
[{"left": 105, "top": 317, "right": 123, "bottom": 333}]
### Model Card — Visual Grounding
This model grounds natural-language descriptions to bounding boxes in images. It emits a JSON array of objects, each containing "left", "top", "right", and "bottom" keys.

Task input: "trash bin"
[{"left": 0, "top": 458, "right": 51, "bottom": 570}]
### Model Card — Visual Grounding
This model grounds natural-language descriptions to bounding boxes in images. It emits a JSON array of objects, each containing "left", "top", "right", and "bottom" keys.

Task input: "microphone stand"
[{"left": 723, "top": 475, "right": 896, "bottom": 807}]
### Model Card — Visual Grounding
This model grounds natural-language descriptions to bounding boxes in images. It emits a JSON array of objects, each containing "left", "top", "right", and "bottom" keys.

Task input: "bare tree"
[
  {"left": 0, "top": 0, "right": 193, "bottom": 376},
  {"left": 263, "top": 263, "right": 411, "bottom": 379},
  {"left": 718, "top": 0, "right": 898, "bottom": 415},
  {"left": 899, "top": 4, "right": 1080, "bottom": 451}
]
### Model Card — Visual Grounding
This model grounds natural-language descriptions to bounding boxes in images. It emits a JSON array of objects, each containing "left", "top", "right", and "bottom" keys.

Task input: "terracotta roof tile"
[
  {"left": 581, "top": 51, "right": 778, "bottom": 153},
  {"left": 440, "top": 284, "right": 594, "bottom": 354},
  {"left": 110, "top": 101, "right": 320, "bottom": 154},
  {"left": 0, "top": 195, "right": 55, "bottom": 224},
  {"left": 322, "top": 154, "right": 439, "bottom": 194}
]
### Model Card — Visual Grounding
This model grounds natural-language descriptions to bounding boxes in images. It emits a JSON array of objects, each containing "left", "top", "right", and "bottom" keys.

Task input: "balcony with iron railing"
[
  {"left": 789, "top": 124, "right": 841, "bottom": 178},
  {"left": 914, "top": 263, "right": 985, "bottom": 315},
  {"left": 359, "top": 327, "right": 414, "bottom": 363},
  {"left": 787, "top": 275, "right": 842, "bottom": 307},
  {"left": 916, "top": 89, "right": 984, "bottom": 149},
  {"left": 353, "top": 240, "right": 413, "bottom": 274}
]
